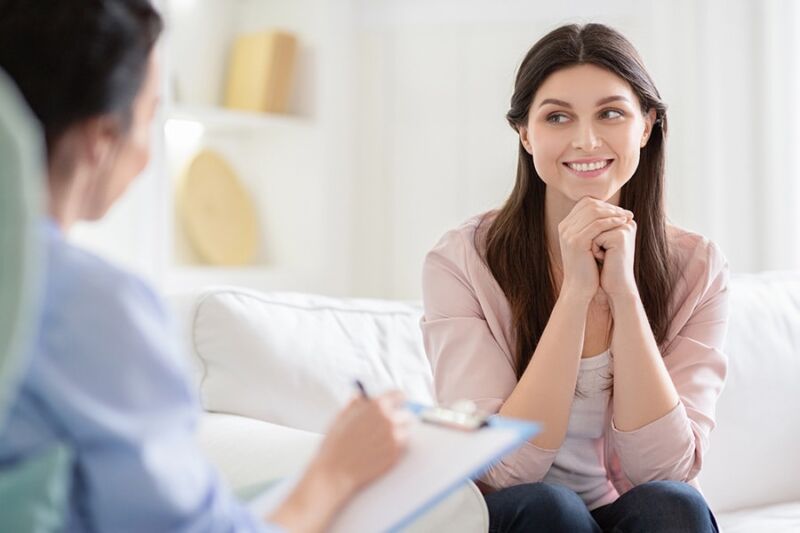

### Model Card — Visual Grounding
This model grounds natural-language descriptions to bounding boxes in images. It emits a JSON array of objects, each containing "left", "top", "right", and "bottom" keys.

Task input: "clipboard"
[{"left": 248, "top": 402, "right": 540, "bottom": 533}]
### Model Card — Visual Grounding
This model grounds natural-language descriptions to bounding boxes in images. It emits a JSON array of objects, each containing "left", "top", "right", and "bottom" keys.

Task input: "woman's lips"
[{"left": 563, "top": 158, "right": 614, "bottom": 178}]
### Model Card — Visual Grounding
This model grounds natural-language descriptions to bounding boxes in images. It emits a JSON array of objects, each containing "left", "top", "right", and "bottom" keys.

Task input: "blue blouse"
[{"left": 0, "top": 221, "right": 281, "bottom": 532}]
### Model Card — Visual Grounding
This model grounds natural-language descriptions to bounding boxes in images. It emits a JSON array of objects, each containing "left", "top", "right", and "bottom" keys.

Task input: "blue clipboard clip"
[{"left": 418, "top": 400, "right": 491, "bottom": 431}]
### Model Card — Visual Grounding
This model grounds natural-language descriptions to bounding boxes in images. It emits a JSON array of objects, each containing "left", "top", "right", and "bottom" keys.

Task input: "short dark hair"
[{"left": 0, "top": 0, "right": 163, "bottom": 153}]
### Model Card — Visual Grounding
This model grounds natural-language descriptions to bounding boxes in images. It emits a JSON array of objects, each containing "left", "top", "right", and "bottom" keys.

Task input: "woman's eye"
[
  {"left": 546, "top": 113, "right": 570, "bottom": 124},
  {"left": 600, "top": 109, "right": 624, "bottom": 120}
]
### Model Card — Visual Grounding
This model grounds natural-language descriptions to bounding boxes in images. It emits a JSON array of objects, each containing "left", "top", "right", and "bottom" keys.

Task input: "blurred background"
[{"left": 72, "top": 0, "right": 800, "bottom": 300}]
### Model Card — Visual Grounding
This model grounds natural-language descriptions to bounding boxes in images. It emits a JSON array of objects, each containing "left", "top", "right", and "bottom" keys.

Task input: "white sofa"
[{"left": 169, "top": 271, "right": 800, "bottom": 532}]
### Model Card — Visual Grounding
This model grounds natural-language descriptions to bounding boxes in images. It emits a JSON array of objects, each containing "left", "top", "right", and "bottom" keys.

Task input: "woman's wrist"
[
  {"left": 305, "top": 454, "right": 357, "bottom": 510},
  {"left": 607, "top": 288, "right": 641, "bottom": 316},
  {"left": 268, "top": 456, "right": 354, "bottom": 532},
  {"left": 557, "top": 283, "right": 595, "bottom": 309}
]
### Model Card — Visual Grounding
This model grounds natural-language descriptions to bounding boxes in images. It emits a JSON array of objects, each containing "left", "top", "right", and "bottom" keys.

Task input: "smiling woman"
[
  {"left": 421, "top": 23, "right": 728, "bottom": 533},
  {"left": 525, "top": 64, "right": 656, "bottom": 204}
]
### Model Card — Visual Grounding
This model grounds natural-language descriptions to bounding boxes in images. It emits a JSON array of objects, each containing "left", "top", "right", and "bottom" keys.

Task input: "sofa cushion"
[
  {"left": 190, "top": 288, "right": 433, "bottom": 433},
  {"left": 177, "top": 272, "right": 800, "bottom": 519},
  {"left": 699, "top": 271, "right": 800, "bottom": 512},
  {"left": 197, "top": 412, "right": 322, "bottom": 491},
  {"left": 717, "top": 501, "right": 800, "bottom": 533}
]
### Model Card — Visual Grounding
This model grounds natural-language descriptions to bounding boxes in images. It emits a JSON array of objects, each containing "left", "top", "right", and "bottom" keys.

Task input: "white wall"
[
  {"left": 351, "top": 0, "right": 800, "bottom": 299},
  {"left": 76, "top": 0, "right": 362, "bottom": 296},
  {"left": 73, "top": 0, "right": 800, "bottom": 300}
]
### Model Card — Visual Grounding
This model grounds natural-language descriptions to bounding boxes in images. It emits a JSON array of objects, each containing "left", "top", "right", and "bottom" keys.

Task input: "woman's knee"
[
  {"left": 624, "top": 480, "right": 717, "bottom": 532},
  {"left": 486, "top": 482, "right": 598, "bottom": 533},
  {"left": 632, "top": 480, "right": 708, "bottom": 509}
]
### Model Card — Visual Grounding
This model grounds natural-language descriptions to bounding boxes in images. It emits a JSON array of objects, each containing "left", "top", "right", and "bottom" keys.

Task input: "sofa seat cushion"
[
  {"left": 717, "top": 501, "right": 800, "bottom": 533},
  {"left": 197, "top": 412, "right": 322, "bottom": 491}
]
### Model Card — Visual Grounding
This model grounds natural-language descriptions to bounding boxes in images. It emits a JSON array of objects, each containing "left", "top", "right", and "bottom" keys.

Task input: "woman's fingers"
[
  {"left": 561, "top": 198, "right": 632, "bottom": 236},
  {"left": 592, "top": 240, "right": 605, "bottom": 263},
  {"left": 556, "top": 199, "right": 633, "bottom": 300},
  {"left": 568, "top": 215, "right": 629, "bottom": 247},
  {"left": 568, "top": 196, "right": 631, "bottom": 219},
  {"left": 376, "top": 389, "right": 406, "bottom": 410},
  {"left": 593, "top": 218, "right": 636, "bottom": 250}
]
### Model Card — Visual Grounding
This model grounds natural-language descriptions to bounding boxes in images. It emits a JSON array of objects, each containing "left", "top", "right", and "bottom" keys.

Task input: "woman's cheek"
[
  {"left": 531, "top": 137, "right": 563, "bottom": 181},
  {"left": 128, "top": 122, "right": 152, "bottom": 174}
]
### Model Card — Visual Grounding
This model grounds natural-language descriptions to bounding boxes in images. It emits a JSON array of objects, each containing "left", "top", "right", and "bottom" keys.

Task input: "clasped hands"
[{"left": 557, "top": 196, "right": 639, "bottom": 306}]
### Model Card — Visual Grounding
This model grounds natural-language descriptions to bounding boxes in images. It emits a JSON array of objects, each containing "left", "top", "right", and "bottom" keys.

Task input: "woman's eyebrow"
[
  {"left": 539, "top": 98, "right": 572, "bottom": 108},
  {"left": 596, "top": 95, "right": 631, "bottom": 106},
  {"left": 538, "top": 95, "right": 631, "bottom": 109}
]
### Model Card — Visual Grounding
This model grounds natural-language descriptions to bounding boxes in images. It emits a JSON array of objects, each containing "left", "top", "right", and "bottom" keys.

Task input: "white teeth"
[{"left": 568, "top": 160, "right": 610, "bottom": 172}]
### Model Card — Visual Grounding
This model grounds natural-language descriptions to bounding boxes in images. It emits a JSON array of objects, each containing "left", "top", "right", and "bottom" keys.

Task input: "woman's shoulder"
[
  {"left": 423, "top": 212, "right": 503, "bottom": 293},
  {"left": 426, "top": 210, "right": 497, "bottom": 266},
  {"left": 38, "top": 228, "right": 187, "bottom": 384},
  {"left": 44, "top": 228, "right": 167, "bottom": 330},
  {"left": 666, "top": 224, "right": 728, "bottom": 281},
  {"left": 665, "top": 224, "right": 730, "bottom": 325},
  {"left": 422, "top": 211, "right": 511, "bottom": 323}
]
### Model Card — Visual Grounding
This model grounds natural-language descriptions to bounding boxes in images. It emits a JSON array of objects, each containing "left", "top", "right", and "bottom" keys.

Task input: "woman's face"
[
  {"left": 519, "top": 63, "right": 655, "bottom": 206},
  {"left": 83, "top": 52, "right": 160, "bottom": 220}
]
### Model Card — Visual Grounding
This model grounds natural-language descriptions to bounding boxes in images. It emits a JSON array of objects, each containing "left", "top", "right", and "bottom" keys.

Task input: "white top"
[{"left": 542, "top": 350, "right": 620, "bottom": 510}]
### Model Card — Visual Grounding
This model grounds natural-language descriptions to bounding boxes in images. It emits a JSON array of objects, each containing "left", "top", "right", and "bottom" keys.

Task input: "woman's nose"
[{"left": 571, "top": 122, "right": 602, "bottom": 151}]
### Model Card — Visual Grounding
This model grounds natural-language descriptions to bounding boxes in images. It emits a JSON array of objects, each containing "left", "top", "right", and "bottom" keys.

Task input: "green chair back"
[
  {"left": 0, "top": 67, "right": 72, "bottom": 533},
  {"left": 0, "top": 67, "right": 44, "bottom": 425}
]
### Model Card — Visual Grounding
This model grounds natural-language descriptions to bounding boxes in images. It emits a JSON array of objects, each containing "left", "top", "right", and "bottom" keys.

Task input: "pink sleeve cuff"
[
  {"left": 480, "top": 438, "right": 558, "bottom": 489},
  {"left": 610, "top": 402, "right": 697, "bottom": 485}
]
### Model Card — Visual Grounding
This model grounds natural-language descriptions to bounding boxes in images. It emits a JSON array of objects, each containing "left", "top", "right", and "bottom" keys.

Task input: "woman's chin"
[
  {"left": 565, "top": 181, "right": 625, "bottom": 204},
  {"left": 82, "top": 199, "right": 116, "bottom": 222},
  {"left": 565, "top": 188, "right": 615, "bottom": 203}
]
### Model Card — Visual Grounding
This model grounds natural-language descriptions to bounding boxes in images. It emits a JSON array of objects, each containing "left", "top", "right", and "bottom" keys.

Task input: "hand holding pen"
[
  {"left": 309, "top": 383, "right": 411, "bottom": 496},
  {"left": 269, "top": 383, "right": 411, "bottom": 530},
  {"left": 355, "top": 379, "right": 370, "bottom": 399}
]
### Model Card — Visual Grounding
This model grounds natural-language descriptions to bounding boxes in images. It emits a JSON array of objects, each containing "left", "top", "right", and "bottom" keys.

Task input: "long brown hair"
[{"left": 484, "top": 23, "right": 674, "bottom": 379}]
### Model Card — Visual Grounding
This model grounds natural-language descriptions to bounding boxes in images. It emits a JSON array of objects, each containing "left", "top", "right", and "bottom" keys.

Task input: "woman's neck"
[{"left": 47, "top": 164, "right": 89, "bottom": 232}]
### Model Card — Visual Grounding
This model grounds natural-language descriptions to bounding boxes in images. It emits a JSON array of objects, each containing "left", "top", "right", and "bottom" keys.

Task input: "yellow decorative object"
[
  {"left": 177, "top": 149, "right": 259, "bottom": 266},
  {"left": 224, "top": 30, "right": 298, "bottom": 114}
]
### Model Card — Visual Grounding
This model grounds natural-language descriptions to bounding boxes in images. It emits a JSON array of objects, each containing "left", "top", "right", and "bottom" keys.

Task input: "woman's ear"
[
  {"left": 641, "top": 109, "right": 657, "bottom": 148},
  {"left": 48, "top": 116, "right": 119, "bottom": 179},
  {"left": 79, "top": 116, "right": 119, "bottom": 168},
  {"left": 519, "top": 125, "right": 533, "bottom": 154}
]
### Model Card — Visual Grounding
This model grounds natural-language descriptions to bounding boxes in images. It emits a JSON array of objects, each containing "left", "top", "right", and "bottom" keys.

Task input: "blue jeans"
[{"left": 484, "top": 481, "right": 719, "bottom": 532}]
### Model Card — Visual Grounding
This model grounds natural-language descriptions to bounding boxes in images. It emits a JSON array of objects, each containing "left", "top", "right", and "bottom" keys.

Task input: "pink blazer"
[{"left": 421, "top": 213, "right": 729, "bottom": 498}]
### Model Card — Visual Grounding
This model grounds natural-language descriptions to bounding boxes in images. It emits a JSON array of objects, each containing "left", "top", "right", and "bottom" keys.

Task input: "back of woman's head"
[{"left": 0, "top": 0, "right": 163, "bottom": 154}]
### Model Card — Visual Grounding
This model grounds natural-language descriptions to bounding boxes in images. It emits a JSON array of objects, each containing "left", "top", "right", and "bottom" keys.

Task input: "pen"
[{"left": 355, "top": 379, "right": 369, "bottom": 399}]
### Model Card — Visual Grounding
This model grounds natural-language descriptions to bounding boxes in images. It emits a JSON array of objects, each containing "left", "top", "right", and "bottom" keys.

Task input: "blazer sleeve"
[
  {"left": 421, "top": 231, "right": 558, "bottom": 488},
  {"left": 609, "top": 240, "right": 730, "bottom": 485},
  {"left": 31, "top": 272, "right": 273, "bottom": 532}
]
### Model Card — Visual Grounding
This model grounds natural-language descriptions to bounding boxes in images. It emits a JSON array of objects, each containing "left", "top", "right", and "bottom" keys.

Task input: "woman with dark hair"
[
  {"left": 0, "top": 1, "right": 409, "bottom": 531},
  {"left": 422, "top": 24, "right": 727, "bottom": 532}
]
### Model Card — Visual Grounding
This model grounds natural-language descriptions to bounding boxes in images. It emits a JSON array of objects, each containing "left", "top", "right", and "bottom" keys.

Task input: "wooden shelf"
[{"left": 165, "top": 265, "right": 310, "bottom": 293}]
